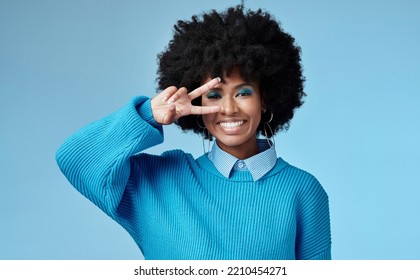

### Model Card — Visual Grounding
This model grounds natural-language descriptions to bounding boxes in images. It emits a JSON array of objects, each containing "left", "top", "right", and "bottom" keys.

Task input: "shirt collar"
[{"left": 207, "top": 139, "right": 277, "bottom": 181}]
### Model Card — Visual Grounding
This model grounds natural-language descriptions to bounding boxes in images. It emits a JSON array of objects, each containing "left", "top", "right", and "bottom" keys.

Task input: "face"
[{"left": 201, "top": 67, "right": 263, "bottom": 159}]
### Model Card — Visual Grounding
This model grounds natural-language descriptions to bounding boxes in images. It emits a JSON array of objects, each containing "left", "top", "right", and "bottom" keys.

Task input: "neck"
[{"left": 216, "top": 139, "right": 259, "bottom": 160}]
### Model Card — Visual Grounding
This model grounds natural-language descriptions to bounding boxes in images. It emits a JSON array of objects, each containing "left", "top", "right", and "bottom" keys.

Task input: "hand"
[{"left": 151, "top": 77, "right": 221, "bottom": 125}]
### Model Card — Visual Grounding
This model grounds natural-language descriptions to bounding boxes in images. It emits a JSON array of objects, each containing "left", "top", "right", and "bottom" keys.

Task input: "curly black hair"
[{"left": 157, "top": 5, "right": 305, "bottom": 138}]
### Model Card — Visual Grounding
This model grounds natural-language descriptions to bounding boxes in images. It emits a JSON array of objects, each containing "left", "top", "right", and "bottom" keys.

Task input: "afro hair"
[{"left": 157, "top": 5, "right": 305, "bottom": 138}]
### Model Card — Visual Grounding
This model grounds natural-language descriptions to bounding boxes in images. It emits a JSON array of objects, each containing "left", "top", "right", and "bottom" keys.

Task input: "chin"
[{"left": 215, "top": 135, "right": 254, "bottom": 148}]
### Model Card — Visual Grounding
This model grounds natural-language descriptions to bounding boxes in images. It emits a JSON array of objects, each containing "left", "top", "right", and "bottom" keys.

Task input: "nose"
[{"left": 221, "top": 97, "right": 238, "bottom": 115}]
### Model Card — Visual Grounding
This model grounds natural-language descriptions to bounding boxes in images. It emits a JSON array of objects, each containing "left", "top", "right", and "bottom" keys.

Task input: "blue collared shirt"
[{"left": 207, "top": 139, "right": 277, "bottom": 181}]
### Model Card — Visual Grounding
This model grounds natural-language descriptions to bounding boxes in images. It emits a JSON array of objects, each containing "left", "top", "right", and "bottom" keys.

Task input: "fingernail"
[{"left": 216, "top": 77, "right": 221, "bottom": 83}]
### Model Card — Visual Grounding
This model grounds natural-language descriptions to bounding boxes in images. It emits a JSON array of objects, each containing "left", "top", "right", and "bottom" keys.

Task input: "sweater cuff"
[{"left": 136, "top": 98, "right": 161, "bottom": 129}]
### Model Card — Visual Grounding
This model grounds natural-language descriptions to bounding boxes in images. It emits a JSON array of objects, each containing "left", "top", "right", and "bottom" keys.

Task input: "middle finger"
[
  {"left": 188, "top": 77, "right": 221, "bottom": 100},
  {"left": 167, "top": 87, "right": 188, "bottom": 104}
]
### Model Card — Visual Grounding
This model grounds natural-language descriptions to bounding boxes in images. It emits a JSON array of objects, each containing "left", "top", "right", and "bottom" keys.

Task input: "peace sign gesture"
[{"left": 151, "top": 77, "right": 221, "bottom": 125}]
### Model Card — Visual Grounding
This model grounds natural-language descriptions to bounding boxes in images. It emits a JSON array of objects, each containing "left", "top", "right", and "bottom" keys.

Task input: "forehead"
[{"left": 202, "top": 66, "right": 251, "bottom": 85}]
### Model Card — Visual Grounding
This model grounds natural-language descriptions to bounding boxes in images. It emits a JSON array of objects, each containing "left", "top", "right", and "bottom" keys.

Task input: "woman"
[{"left": 56, "top": 5, "right": 331, "bottom": 260}]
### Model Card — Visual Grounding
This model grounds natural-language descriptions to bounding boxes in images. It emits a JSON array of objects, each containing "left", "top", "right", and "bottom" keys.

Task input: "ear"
[{"left": 261, "top": 100, "right": 266, "bottom": 113}]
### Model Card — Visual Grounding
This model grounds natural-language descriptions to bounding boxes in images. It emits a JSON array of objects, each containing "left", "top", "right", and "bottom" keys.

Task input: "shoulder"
[
  {"left": 286, "top": 162, "right": 320, "bottom": 184},
  {"left": 131, "top": 149, "right": 196, "bottom": 170},
  {"left": 279, "top": 159, "right": 327, "bottom": 198},
  {"left": 160, "top": 149, "right": 196, "bottom": 166}
]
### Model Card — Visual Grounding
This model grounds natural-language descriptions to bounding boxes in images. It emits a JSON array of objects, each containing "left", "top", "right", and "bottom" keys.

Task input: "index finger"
[
  {"left": 190, "top": 105, "right": 221, "bottom": 115},
  {"left": 188, "top": 77, "right": 221, "bottom": 100}
]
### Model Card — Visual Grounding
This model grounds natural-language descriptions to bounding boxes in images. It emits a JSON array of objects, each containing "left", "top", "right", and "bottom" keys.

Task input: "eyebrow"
[{"left": 212, "top": 82, "right": 254, "bottom": 90}]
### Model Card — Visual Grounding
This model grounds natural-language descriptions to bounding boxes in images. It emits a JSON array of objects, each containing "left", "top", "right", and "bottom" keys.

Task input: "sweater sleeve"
[
  {"left": 295, "top": 176, "right": 332, "bottom": 260},
  {"left": 55, "top": 96, "right": 163, "bottom": 218}
]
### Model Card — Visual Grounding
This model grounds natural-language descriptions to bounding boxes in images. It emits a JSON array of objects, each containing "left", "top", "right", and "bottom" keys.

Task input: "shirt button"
[{"left": 237, "top": 162, "right": 245, "bottom": 168}]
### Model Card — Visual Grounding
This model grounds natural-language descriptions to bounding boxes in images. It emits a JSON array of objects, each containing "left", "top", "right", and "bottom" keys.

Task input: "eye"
[
  {"left": 206, "top": 91, "right": 222, "bottom": 99},
  {"left": 236, "top": 88, "right": 253, "bottom": 97}
]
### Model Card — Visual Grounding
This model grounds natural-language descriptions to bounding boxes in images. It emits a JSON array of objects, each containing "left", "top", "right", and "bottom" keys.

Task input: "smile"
[{"left": 218, "top": 121, "right": 245, "bottom": 129}]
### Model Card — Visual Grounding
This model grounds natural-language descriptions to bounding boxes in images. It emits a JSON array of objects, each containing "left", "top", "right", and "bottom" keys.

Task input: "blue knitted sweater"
[{"left": 56, "top": 96, "right": 331, "bottom": 260}]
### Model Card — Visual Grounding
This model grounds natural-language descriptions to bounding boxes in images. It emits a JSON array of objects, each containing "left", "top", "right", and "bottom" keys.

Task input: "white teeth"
[{"left": 219, "top": 121, "right": 244, "bottom": 128}]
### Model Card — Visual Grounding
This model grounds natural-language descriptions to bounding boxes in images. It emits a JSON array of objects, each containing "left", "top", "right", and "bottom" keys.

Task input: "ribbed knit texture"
[{"left": 56, "top": 96, "right": 331, "bottom": 260}]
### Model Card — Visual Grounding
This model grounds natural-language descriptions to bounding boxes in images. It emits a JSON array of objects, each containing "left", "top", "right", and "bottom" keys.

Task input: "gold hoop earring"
[
  {"left": 262, "top": 112, "right": 275, "bottom": 148},
  {"left": 196, "top": 116, "right": 212, "bottom": 154}
]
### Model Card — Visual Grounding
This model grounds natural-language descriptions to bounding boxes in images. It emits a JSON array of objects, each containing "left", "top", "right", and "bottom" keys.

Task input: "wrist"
[{"left": 137, "top": 98, "right": 160, "bottom": 128}]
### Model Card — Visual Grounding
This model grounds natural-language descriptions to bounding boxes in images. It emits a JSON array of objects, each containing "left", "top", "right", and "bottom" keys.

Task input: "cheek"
[
  {"left": 254, "top": 112, "right": 262, "bottom": 124},
  {"left": 202, "top": 114, "right": 214, "bottom": 128},
  {"left": 246, "top": 102, "right": 262, "bottom": 124},
  {"left": 252, "top": 113, "right": 262, "bottom": 130}
]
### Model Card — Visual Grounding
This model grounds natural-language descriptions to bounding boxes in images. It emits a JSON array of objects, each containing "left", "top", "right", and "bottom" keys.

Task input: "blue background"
[{"left": 1, "top": 0, "right": 419, "bottom": 259}]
